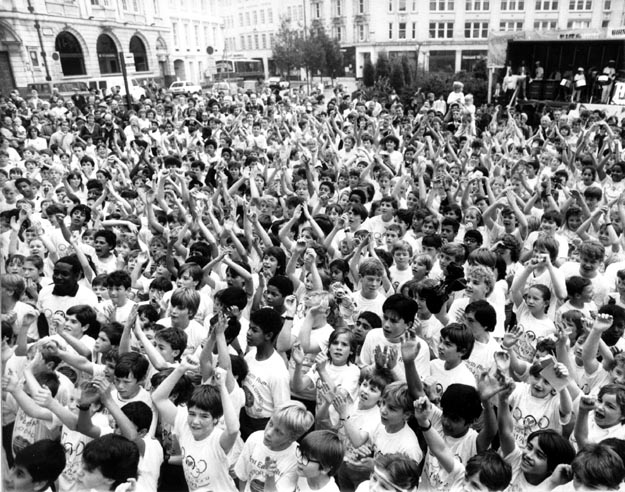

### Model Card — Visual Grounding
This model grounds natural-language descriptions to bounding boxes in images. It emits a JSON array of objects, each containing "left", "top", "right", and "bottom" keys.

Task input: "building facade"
[
  {"left": 166, "top": 0, "right": 223, "bottom": 84},
  {"left": 222, "top": 0, "right": 625, "bottom": 79}
]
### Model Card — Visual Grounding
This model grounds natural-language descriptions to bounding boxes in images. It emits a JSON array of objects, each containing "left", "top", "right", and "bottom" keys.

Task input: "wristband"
[
  {"left": 77, "top": 404, "right": 90, "bottom": 411},
  {"left": 283, "top": 316, "right": 294, "bottom": 321},
  {"left": 417, "top": 420, "right": 432, "bottom": 432}
]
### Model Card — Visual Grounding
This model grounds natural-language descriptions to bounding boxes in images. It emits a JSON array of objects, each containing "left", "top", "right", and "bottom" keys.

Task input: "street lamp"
[{"left": 27, "top": 0, "right": 51, "bottom": 81}]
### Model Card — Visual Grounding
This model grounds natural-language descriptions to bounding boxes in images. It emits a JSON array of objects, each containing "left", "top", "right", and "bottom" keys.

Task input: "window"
[
  {"left": 569, "top": 0, "right": 591, "bottom": 8},
  {"left": 412, "top": 22, "right": 416, "bottom": 38},
  {"left": 500, "top": 21, "right": 523, "bottom": 30},
  {"left": 268, "top": 9, "right": 273, "bottom": 23},
  {"left": 430, "top": 21, "right": 454, "bottom": 38},
  {"left": 121, "top": 0, "right": 128, "bottom": 9},
  {"left": 464, "top": 21, "right": 488, "bottom": 38},
  {"left": 359, "top": 0, "right": 365, "bottom": 13},
  {"left": 194, "top": 25, "right": 200, "bottom": 46},
  {"left": 567, "top": 19, "right": 590, "bottom": 27},
  {"left": 399, "top": 0, "right": 407, "bottom": 10},
  {"left": 312, "top": 2, "right": 320, "bottom": 17},
  {"left": 389, "top": 0, "right": 393, "bottom": 11},
  {"left": 602, "top": 19, "right": 609, "bottom": 27},
  {"left": 55, "top": 31, "right": 86, "bottom": 75},
  {"left": 184, "top": 23, "right": 189, "bottom": 48},
  {"left": 247, "top": 35, "right": 252, "bottom": 49},
  {"left": 172, "top": 23, "right": 178, "bottom": 45},
  {"left": 337, "top": 0, "right": 342, "bottom": 15},
  {"left": 430, "top": 0, "right": 454, "bottom": 8},
  {"left": 254, "top": 34, "right": 258, "bottom": 49},
  {"left": 253, "top": 11, "right": 257, "bottom": 24},
  {"left": 239, "top": 13, "right": 243, "bottom": 25},
  {"left": 260, "top": 9, "right": 265, "bottom": 23},
  {"left": 399, "top": 22, "right": 406, "bottom": 38},
  {"left": 534, "top": 20, "right": 557, "bottom": 29},
  {"left": 389, "top": 22, "right": 393, "bottom": 39},
  {"left": 337, "top": 26, "right": 342, "bottom": 40},
  {"left": 204, "top": 26, "right": 209, "bottom": 45},
  {"left": 240, "top": 36, "right": 245, "bottom": 49},
  {"left": 132, "top": 0, "right": 139, "bottom": 11},
  {"left": 129, "top": 35, "right": 149, "bottom": 71},
  {"left": 262, "top": 33, "right": 267, "bottom": 48},
  {"left": 604, "top": 0, "right": 611, "bottom": 9},
  {"left": 501, "top": 0, "right": 524, "bottom": 8},
  {"left": 535, "top": 0, "right": 558, "bottom": 8},
  {"left": 358, "top": 24, "right": 365, "bottom": 41},
  {"left": 245, "top": 12, "right": 250, "bottom": 25},
  {"left": 153, "top": 0, "right": 159, "bottom": 15},
  {"left": 96, "top": 34, "right": 120, "bottom": 74},
  {"left": 465, "top": 0, "right": 489, "bottom": 9},
  {"left": 429, "top": 50, "right": 455, "bottom": 72}
]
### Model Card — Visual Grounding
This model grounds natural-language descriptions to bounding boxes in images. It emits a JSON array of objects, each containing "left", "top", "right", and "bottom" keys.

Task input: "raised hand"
[
  {"left": 213, "top": 367, "right": 227, "bottom": 388},
  {"left": 291, "top": 344, "right": 305, "bottom": 366},
  {"left": 283, "top": 295, "right": 297, "bottom": 317},
  {"left": 579, "top": 395, "right": 597, "bottom": 412},
  {"left": 400, "top": 329, "right": 421, "bottom": 363},
  {"left": 32, "top": 385, "right": 54, "bottom": 408},
  {"left": 502, "top": 324, "right": 523, "bottom": 349},
  {"left": 413, "top": 395, "right": 433, "bottom": 422},
  {"left": 180, "top": 354, "right": 200, "bottom": 373},
  {"left": 592, "top": 313, "right": 613, "bottom": 332}
]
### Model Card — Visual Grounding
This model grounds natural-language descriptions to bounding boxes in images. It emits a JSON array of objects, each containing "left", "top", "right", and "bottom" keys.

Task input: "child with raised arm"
[
  {"left": 152, "top": 356, "right": 239, "bottom": 492},
  {"left": 413, "top": 395, "right": 512, "bottom": 492},
  {"left": 332, "top": 369, "right": 395, "bottom": 492},
  {"left": 234, "top": 401, "right": 315, "bottom": 492}
]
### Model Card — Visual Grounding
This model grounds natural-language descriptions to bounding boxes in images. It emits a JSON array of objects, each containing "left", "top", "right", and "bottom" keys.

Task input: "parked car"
[
  {"left": 168, "top": 80, "right": 202, "bottom": 96},
  {"left": 22, "top": 81, "right": 89, "bottom": 99},
  {"left": 210, "top": 81, "right": 239, "bottom": 96}
]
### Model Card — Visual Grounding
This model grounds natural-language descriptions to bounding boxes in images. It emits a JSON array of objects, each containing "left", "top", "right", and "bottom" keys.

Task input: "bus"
[{"left": 214, "top": 58, "right": 264, "bottom": 83}]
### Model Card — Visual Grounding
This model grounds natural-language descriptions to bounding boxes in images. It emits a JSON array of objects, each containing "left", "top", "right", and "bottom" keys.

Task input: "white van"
[{"left": 87, "top": 76, "right": 146, "bottom": 101}]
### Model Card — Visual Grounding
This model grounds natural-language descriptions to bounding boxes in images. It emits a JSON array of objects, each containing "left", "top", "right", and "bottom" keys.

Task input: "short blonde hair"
[
  {"left": 273, "top": 401, "right": 314, "bottom": 439},
  {"left": 466, "top": 265, "right": 495, "bottom": 297}
]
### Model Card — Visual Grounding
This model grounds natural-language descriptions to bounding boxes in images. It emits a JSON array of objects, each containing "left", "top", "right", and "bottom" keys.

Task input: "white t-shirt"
[
  {"left": 243, "top": 349, "right": 290, "bottom": 419},
  {"left": 37, "top": 284, "right": 98, "bottom": 336},
  {"left": 157, "top": 317, "right": 206, "bottom": 354},
  {"left": 361, "top": 328, "right": 431, "bottom": 381},
  {"left": 430, "top": 359, "right": 477, "bottom": 392},
  {"left": 466, "top": 336, "right": 501, "bottom": 380},
  {"left": 234, "top": 430, "right": 299, "bottom": 492},
  {"left": 351, "top": 290, "right": 386, "bottom": 318},
  {"left": 295, "top": 476, "right": 340, "bottom": 492},
  {"left": 137, "top": 437, "right": 164, "bottom": 492},
  {"left": 558, "top": 262, "right": 610, "bottom": 307},
  {"left": 173, "top": 406, "right": 237, "bottom": 492},
  {"left": 338, "top": 403, "right": 379, "bottom": 468},
  {"left": 371, "top": 422, "right": 423, "bottom": 464}
]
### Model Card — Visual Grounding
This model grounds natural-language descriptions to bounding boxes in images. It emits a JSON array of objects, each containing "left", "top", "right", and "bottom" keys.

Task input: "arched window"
[
  {"left": 97, "top": 34, "right": 120, "bottom": 74},
  {"left": 55, "top": 31, "right": 86, "bottom": 76},
  {"left": 129, "top": 36, "right": 149, "bottom": 72}
]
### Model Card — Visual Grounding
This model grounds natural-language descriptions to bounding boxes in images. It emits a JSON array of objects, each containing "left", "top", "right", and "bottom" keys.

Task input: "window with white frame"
[
  {"left": 313, "top": 2, "right": 320, "bottom": 17},
  {"left": 204, "top": 26, "right": 209, "bottom": 44},
  {"left": 567, "top": 19, "right": 590, "bottom": 27},
  {"left": 253, "top": 11, "right": 257, "bottom": 24},
  {"left": 337, "top": 0, "right": 342, "bottom": 15},
  {"left": 194, "top": 25, "right": 200, "bottom": 46},
  {"left": 399, "top": 22, "right": 406, "bottom": 38},
  {"left": 465, "top": 0, "right": 489, "bottom": 9},
  {"left": 239, "top": 13, "right": 243, "bottom": 25},
  {"left": 262, "top": 34, "right": 267, "bottom": 48},
  {"left": 429, "top": 21, "right": 454, "bottom": 38},
  {"left": 534, "top": 20, "right": 557, "bottom": 29},
  {"left": 465, "top": 21, "right": 488, "bottom": 37},
  {"left": 260, "top": 9, "right": 265, "bottom": 23},
  {"left": 359, "top": 0, "right": 365, "bottom": 13},
  {"left": 399, "top": 0, "right": 407, "bottom": 10},
  {"left": 240, "top": 36, "right": 245, "bottom": 49},
  {"left": 358, "top": 24, "right": 365, "bottom": 41},
  {"left": 604, "top": 0, "right": 611, "bottom": 9},
  {"left": 132, "top": 0, "right": 139, "bottom": 11},
  {"left": 337, "top": 26, "right": 342, "bottom": 40},
  {"left": 184, "top": 24, "right": 189, "bottom": 47},
  {"left": 153, "top": 0, "right": 158, "bottom": 14},
  {"left": 430, "top": 0, "right": 454, "bottom": 8},
  {"left": 569, "top": 0, "right": 591, "bottom": 9},
  {"left": 602, "top": 19, "right": 609, "bottom": 27},
  {"left": 389, "top": 22, "right": 393, "bottom": 38},
  {"left": 500, "top": 21, "right": 523, "bottom": 30},
  {"left": 535, "top": 0, "right": 558, "bottom": 8},
  {"left": 389, "top": 0, "right": 393, "bottom": 11},
  {"left": 254, "top": 34, "right": 259, "bottom": 49},
  {"left": 245, "top": 11, "right": 250, "bottom": 25},
  {"left": 501, "top": 0, "right": 524, "bottom": 9},
  {"left": 412, "top": 22, "right": 416, "bottom": 38},
  {"left": 121, "top": 0, "right": 128, "bottom": 10},
  {"left": 173, "top": 23, "right": 178, "bottom": 45}
]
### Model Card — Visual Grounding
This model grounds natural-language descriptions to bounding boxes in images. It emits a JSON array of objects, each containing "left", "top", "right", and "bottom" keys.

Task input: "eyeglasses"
[{"left": 295, "top": 446, "right": 319, "bottom": 466}]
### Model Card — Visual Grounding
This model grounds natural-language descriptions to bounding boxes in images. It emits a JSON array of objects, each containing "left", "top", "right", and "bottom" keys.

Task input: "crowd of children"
[{"left": 1, "top": 81, "right": 625, "bottom": 492}]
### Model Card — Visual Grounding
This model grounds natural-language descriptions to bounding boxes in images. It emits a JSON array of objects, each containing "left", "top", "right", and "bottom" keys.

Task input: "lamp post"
[{"left": 27, "top": 0, "right": 51, "bottom": 81}]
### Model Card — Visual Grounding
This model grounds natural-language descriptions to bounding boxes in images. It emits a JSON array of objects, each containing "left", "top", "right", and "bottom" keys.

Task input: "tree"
[
  {"left": 401, "top": 56, "right": 413, "bottom": 87},
  {"left": 375, "top": 51, "right": 390, "bottom": 80},
  {"left": 390, "top": 61, "right": 405, "bottom": 92},
  {"left": 272, "top": 18, "right": 303, "bottom": 77},
  {"left": 363, "top": 60, "right": 375, "bottom": 87}
]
